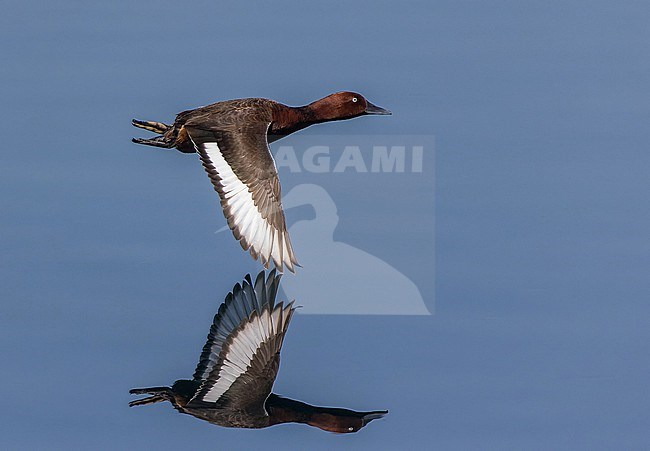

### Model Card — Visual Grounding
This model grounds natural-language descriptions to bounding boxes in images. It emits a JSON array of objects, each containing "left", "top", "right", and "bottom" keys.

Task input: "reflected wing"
[{"left": 189, "top": 271, "right": 295, "bottom": 414}]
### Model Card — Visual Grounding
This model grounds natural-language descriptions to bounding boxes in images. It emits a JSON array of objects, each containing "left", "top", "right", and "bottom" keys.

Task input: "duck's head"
[{"left": 307, "top": 91, "right": 391, "bottom": 121}]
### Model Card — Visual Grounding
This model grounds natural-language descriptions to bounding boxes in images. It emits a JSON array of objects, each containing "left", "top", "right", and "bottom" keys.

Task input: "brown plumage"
[
  {"left": 132, "top": 92, "right": 391, "bottom": 273},
  {"left": 129, "top": 271, "right": 388, "bottom": 433}
]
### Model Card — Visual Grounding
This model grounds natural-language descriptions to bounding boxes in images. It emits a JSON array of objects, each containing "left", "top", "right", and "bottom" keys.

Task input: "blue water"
[{"left": 1, "top": 1, "right": 649, "bottom": 449}]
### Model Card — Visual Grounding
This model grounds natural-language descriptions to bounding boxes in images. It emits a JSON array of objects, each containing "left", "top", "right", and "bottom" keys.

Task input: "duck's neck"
[
  {"left": 265, "top": 394, "right": 366, "bottom": 433},
  {"left": 269, "top": 101, "right": 346, "bottom": 142}
]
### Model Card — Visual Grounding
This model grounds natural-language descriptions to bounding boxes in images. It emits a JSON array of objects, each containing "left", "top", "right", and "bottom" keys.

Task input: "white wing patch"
[
  {"left": 199, "top": 141, "right": 296, "bottom": 272},
  {"left": 199, "top": 304, "right": 291, "bottom": 403}
]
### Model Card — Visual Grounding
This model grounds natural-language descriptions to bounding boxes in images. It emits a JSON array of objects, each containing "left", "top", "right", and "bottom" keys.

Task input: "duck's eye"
[{"left": 352, "top": 97, "right": 358, "bottom": 103}]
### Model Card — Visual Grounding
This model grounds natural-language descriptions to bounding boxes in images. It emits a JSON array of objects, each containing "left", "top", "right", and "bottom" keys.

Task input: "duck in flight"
[
  {"left": 129, "top": 270, "right": 388, "bottom": 433},
  {"left": 132, "top": 92, "right": 391, "bottom": 273}
]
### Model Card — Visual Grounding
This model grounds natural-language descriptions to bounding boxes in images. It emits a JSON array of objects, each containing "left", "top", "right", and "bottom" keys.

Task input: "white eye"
[{"left": 352, "top": 97, "right": 358, "bottom": 103}]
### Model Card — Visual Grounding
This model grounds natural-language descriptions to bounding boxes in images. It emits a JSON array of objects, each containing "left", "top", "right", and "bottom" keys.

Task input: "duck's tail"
[{"left": 129, "top": 386, "right": 173, "bottom": 407}]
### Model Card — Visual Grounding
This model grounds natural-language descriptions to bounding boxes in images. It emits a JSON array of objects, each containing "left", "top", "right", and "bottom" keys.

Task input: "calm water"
[{"left": 1, "top": 1, "right": 649, "bottom": 449}]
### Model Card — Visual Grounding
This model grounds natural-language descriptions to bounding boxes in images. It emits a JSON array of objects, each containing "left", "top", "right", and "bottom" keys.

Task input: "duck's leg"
[
  {"left": 132, "top": 119, "right": 171, "bottom": 134},
  {"left": 128, "top": 395, "right": 166, "bottom": 407},
  {"left": 131, "top": 136, "right": 174, "bottom": 148},
  {"left": 131, "top": 120, "right": 197, "bottom": 153},
  {"left": 131, "top": 118, "right": 176, "bottom": 148},
  {"left": 129, "top": 386, "right": 174, "bottom": 407}
]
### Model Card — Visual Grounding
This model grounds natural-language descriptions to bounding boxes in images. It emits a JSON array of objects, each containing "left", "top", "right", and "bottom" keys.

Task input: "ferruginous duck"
[{"left": 131, "top": 92, "right": 391, "bottom": 272}]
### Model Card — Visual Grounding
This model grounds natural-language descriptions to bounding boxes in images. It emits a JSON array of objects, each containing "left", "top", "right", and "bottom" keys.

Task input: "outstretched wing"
[
  {"left": 186, "top": 122, "right": 299, "bottom": 273},
  {"left": 189, "top": 271, "right": 296, "bottom": 414}
]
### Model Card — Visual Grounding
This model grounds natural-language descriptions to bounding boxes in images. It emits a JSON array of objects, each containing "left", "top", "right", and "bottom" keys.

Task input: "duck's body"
[
  {"left": 134, "top": 98, "right": 321, "bottom": 152},
  {"left": 129, "top": 271, "right": 387, "bottom": 433},
  {"left": 132, "top": 93, "right": 390, "bottom": 273}
]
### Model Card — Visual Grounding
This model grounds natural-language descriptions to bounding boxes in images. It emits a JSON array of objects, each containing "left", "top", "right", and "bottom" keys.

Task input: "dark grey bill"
[{"left": 365, "top": 101, "right": 392, "bottom": 115}]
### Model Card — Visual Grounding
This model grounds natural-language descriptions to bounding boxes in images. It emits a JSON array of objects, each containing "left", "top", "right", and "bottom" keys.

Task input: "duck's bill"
[{"left": 365, "top": 102, "right": 392, "bottom": 115}]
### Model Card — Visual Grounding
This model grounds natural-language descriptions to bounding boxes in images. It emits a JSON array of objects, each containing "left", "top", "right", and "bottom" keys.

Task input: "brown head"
[
  {"left": 305, "top": 91, "right": 391, "bottom": 122},
  {"left": 265, "top": 394, "right": 387, "bottom": 433},
  {"left": 307, "top": 410, "right": 388, "bottom": 433}
]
